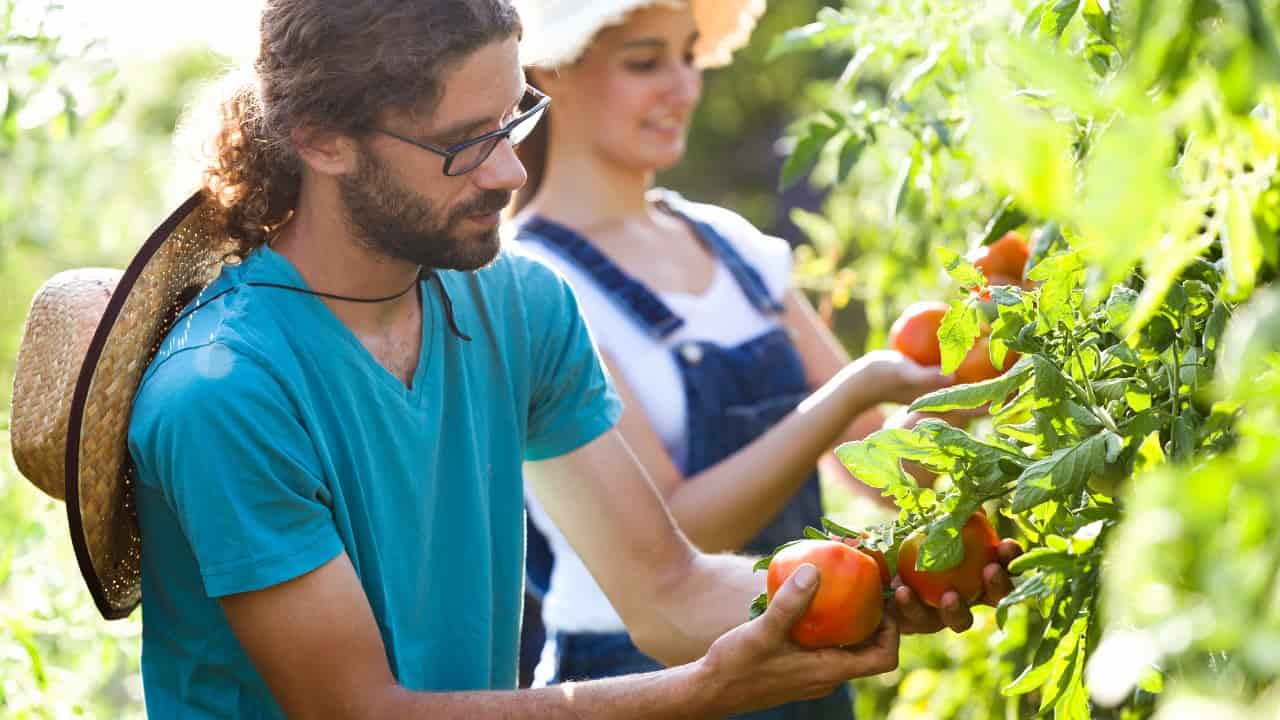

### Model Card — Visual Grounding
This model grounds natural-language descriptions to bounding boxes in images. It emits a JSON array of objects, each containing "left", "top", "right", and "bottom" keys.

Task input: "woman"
[{"left": 509, "top": 1, "right": 952, "bottom": 715}]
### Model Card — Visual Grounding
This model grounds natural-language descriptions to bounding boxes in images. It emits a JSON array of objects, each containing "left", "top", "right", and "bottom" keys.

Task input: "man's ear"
[{"left": 291, "top": 125, "right": 359, "bottom": 177}]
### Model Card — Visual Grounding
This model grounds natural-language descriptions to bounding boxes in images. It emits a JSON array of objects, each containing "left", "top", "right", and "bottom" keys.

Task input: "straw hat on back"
[
  {"left": 516, "top": 0, "right": 767, "bottom": 70},
  {"left": 10, "top": 192, "right": 234, "bottom": 619}
]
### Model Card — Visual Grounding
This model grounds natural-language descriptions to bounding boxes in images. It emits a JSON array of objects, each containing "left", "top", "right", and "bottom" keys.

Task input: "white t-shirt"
[{"left": 514, "top": 192, "right": 795, "bottom": 634}]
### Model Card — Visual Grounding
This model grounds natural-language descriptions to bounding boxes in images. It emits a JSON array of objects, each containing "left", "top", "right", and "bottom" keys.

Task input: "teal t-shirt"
[{"left": 127, "top": 245, "right": 621, "bottom": 718}]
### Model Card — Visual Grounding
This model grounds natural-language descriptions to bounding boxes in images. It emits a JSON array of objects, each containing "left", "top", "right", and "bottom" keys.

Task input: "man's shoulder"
[{"left": 136, "top": 336, "right": 281, "bottom": 419}]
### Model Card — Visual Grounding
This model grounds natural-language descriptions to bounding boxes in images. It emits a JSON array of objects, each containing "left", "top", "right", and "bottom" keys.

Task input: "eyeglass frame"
[{"left": 373, "top": 86, "right": 551, "bottom": 176}]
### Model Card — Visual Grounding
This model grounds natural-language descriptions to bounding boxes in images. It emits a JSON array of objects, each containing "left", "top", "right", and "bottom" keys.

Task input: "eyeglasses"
[{"left": 375, "top": 86, "right": 551, "bottom": 176}]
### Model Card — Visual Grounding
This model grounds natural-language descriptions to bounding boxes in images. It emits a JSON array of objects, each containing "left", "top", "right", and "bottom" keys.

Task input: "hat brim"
[
  {"left": 519, "top": 0, "right": 766, "bottom": 70},
  {"left": 64, "top": 189, "right": 233, "bottom": 619}
]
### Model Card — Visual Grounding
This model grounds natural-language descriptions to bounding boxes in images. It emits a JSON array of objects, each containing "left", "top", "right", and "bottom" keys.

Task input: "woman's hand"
[
  {"left": 889, "top": 539, "right": 1023, "bottom": 634},
  {"left": 851, "top": 349, "right": 953, "bottom": 407}
]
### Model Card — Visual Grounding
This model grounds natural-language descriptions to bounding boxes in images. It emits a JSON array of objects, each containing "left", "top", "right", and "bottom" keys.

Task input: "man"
[{"left": 122, "top": 1, "right": 1014, "bottom": 717}]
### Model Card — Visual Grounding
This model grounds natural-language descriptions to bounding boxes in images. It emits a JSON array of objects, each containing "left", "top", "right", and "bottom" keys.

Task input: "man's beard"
[{"left": 338, "top": 148, "right": 511, "bottom": 271}]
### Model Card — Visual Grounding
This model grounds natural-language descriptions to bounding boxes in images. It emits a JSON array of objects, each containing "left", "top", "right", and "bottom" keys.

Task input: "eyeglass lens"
[{"left": 447, "top": 94, "right": 548, "bottom": 175}]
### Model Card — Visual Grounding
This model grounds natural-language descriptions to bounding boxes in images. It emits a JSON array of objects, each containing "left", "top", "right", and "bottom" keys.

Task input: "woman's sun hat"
[{"left": 516, "top": 0, "right": 767, "bottom": 70}]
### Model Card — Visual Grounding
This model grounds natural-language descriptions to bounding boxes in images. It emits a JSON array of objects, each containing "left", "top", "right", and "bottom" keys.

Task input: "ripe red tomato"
[
  {"left": 889, "top": 301, "right": 949, "bottom": 366},
  {"left": 766, "top": 540, "right": 884, "bottom": 648},
  {"left": 968, "top": 231, "right": 1031, "bottom": 282},
  {"left": 835, "top": 533, "right": 893, "bottom": 585},
  {"left": 955, "top": 335, "right": 1019, "bottom": 384},
  {"left": 896, "top": 512, "right": 1000, "bottom": 608}
]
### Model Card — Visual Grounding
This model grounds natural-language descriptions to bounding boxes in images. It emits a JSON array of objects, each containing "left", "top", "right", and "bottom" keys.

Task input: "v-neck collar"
[{"left": 248, "top": 246, "right": 437, "bottom": 403}]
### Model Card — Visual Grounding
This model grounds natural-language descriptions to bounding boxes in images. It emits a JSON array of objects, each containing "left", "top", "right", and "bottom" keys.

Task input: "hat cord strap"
[{"left": 173, "top": 266, "right": 473, "bottom": 342}]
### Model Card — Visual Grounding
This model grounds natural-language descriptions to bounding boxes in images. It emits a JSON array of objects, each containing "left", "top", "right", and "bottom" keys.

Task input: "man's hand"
[
  {"left": 694, "top": 564, "right": 899, "bottom": 716},
  {"left": 890, "top": 539, "right": 1023, "bottom": 634}
]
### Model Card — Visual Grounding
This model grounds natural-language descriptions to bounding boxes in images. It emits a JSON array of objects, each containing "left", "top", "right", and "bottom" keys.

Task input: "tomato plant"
[{"left": 769, "top": 0, "right": 1280, "bottom": 716}]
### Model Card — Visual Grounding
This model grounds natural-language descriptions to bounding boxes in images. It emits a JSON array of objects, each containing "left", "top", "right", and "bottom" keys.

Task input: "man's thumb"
[{"left": 762, "top": 563, "right": 820, "bottom": 635}]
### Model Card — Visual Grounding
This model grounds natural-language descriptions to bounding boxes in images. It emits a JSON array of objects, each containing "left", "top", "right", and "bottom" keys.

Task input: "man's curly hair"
[{"left": 202, "top": 0, "right": 521, "bottom": 255}]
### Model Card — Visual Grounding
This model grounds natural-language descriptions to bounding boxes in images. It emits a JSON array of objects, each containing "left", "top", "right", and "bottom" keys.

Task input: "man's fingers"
[
  {"left": 861, "top": 614, "right": 901, "bottom": 672},
  {"left": 827, "top": 615, "right": 901, "bottom": 678},
  {"left": 938, "top": 591, "right": 974, "bottom": 633},
  {"left": 760, "top": 564, "right": 820, "bottom": 639}
]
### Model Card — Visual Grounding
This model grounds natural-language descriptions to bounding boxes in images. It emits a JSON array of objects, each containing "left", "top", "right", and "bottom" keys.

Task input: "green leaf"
[
  {"left": 1028, "top": 222, "right": 1065, "bottom": 275},
  {"left": 1102, "top": 285, "right": 1138, "bottom": 333},
  {"left": 939, "top": 298, "right": 982, "bottom": 374},
  {"left": 1221, "top": 184, "right": 1261, "bottom": 301},
  {"left": 749, "top": 592, "right": 768, "bottom": 620},
  {"left": 1082, "top": 0, "right": 1116, "bottom": 45},
  {"left": 766, "top": 12, "right": 856, "bottom": 60},
  {"left": 936, "top": 246, "right": 986, "bottom": 289},
  {"left": 980, "top": 196, "right": 1029, "bottom": 247},
  {"left": 1002, "top": 573, "right": 1056, "bottom": 612},
  {"left": 779, "top": 121, "right": 838, "bottom": 191},
  {"left": 803, "top": 526, "right": 828, "bottom": 540},
  {"left": 1023, "top": 2, "right": 1048, "bottom": 36},
  {"left": 1042, "top": 0, "right": 1081, "bottom": 39},
  {"left": 918, "top": 503, "right": 980, "bottom": 571},
  {"left": 835, "top": 438, "right": 915, "bottom": 490},
  {"left": 836, "top": 134, "right": 866, "bottom": 185},
  {"left": 1203, "top": 299, "right": 1230, "bottom": 355},
  {"left": 1028, "top": 252, "right": 1085, "bottom": 329},
  {"left": 1008, "top": 548, "right": 1073, "bottom": 575},
  {"left": 1004, "top": 656, "right": 1055, "bottom": 696},
  {"left": 1033, "top": 355, "right": 1069, "bottom": 403},
  {"left": 888, "top": 155, "right": 915, "bottom": 221},
  {"left": 1012, "top": 431, "right": 1114, "bottom": 512},
  {"left": 821, "top": 517, "right": 859, "bottom": 539},
  {"left": 910, "top": 356, "right": 1034, "bottom": 412}
]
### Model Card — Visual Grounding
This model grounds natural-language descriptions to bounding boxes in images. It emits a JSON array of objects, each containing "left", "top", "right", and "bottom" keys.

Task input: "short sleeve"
[
  {"left": 128, "top": 343, "right": 343, "bottom": 597},
  {"left": 517, "top": 259, "right": 623, "bottom": 461}
]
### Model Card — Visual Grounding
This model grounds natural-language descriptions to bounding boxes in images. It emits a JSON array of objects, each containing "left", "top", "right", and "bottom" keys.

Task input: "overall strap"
[
  {"left": 656, "top": 195, "right": 785, "bottom": 316},
  {"left": 517, "top": 216, "right": 685, "bottom": 340}
]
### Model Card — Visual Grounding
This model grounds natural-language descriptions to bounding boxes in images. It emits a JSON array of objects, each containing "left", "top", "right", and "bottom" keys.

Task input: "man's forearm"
[
  {"left": 376, "top": 661, "right": 724, "bottom": 720},
  {"left": 631, "top": 552, "right": 764, "bottom": 667}
]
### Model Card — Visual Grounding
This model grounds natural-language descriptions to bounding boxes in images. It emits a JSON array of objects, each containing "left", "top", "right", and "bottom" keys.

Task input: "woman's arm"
[{"left": 602, "top": 292, "right": 948, "bottom": 553}]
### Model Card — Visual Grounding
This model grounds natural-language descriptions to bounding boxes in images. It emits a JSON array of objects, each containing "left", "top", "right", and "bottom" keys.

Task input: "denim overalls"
[{"left": 517, "top": 201, "right": 852, "bottom": 719}]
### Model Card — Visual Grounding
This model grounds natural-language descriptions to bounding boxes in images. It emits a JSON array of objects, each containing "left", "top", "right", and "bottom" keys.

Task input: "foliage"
[
  {"left": 772, "top": 0, "right": 1280, "bottom": 716},
  {"left": 2, "top": 3, "right": 227, "bottom": 715}
]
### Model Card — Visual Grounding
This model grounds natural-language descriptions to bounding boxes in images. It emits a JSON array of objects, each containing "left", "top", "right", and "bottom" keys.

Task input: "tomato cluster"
[
  {"left": 762, "top": 512, "right": 1002, "bottom": 648},
  {"left": 889, "top": 231, "right": 1030, "bottom": 383}
]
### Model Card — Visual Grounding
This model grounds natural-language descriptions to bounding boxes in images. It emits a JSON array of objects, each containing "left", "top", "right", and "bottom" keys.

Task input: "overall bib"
[{"left": 518, "top": 205, "right": 852, "bottom": 719}]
